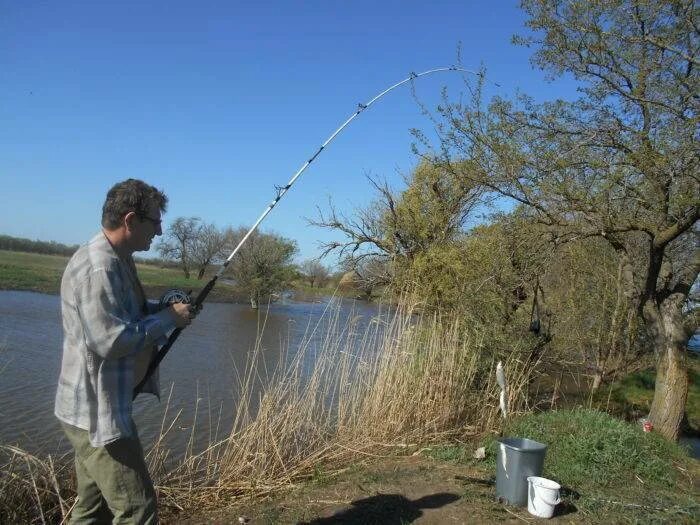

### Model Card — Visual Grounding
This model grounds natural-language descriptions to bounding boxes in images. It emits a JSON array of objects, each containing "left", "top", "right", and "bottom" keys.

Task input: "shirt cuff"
[{"left": 148, "top": 308, "right": 178, "bottom": 341}]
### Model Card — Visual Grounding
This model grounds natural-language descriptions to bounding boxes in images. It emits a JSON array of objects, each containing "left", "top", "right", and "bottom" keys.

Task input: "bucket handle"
[
  {"left": 539, "top": 492, "right": 561, "bottom": 507},
  {"left": 529, "top": 479, "right": 561, "bottom": 507}
]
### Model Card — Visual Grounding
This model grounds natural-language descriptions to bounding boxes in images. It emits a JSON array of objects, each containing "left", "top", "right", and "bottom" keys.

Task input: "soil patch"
[{"left": 169, "top": 455, "right": 580, "bottom": 524}]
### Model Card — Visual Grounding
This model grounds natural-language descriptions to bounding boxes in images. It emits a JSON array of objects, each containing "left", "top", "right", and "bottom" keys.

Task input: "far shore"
[{"left": 0, "top": 249, "right": 347, "bottom": 304}]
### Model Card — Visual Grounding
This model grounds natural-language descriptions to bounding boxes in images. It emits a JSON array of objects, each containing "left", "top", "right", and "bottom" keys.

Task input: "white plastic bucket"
[{"left": 526, "top": 476, "right": 561, "bottom": 518}]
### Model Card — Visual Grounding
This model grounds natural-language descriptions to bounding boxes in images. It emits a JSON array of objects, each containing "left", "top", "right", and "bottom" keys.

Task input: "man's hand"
[{"left": 169, "top": 302, "right": 198, "bottom": 328}]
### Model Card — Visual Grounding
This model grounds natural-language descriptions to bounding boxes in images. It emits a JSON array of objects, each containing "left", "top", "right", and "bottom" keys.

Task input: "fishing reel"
[{"left": 159, "top": 288, "right": 192, "bottom": 307}]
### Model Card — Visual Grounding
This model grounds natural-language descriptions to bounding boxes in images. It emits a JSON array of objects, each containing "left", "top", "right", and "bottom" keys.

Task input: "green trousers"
[{"left": 61, "top": 421, "right": 157, "bottom": 525}]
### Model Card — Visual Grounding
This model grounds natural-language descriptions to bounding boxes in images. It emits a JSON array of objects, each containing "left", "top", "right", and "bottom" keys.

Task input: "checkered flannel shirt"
[{"left": 55, "top": 232, "right": 176, "bottom": 446}]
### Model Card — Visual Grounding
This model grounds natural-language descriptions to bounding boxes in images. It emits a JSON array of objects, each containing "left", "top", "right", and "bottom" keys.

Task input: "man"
[{"left": 55, "top": 179, "right": 195, "bottom": 524}]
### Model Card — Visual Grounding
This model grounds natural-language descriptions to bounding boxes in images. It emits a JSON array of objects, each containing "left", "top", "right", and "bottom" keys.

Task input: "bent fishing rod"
[{"left": 134, "top": 65, "right": 481, "bottom": 397}]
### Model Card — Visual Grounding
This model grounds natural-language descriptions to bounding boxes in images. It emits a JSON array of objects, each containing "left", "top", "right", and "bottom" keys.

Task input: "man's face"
[{"left": 131, "top": 203, "right": 163, "bottom": 252}]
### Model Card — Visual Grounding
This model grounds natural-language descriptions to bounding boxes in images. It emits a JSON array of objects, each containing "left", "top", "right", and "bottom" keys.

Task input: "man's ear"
[{"left": 124, "top": 211, "right": 138, "bottom": 231}]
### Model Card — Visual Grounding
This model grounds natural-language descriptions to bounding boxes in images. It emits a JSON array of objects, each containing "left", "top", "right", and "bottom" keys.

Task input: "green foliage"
[
  {"left": 226, "top": 229, "right": 298, "bottom": 306},
  {"left": 423, "top": 0, "right": 699, "bottom": 439},
  {"left": 310, "top": 464, "right": 332, "bottom": 486},
  {"left": 542, "top": 236, "right": 643, "bottom": 380},
  {"left": 384, "top": 160, "right": 481, "bottom": 257},
  {"left": 423, "top": 444, "right": 473, "bottom": 464},
  {"left": 502, "top": 409, "right": 688, "bottom": 489}
]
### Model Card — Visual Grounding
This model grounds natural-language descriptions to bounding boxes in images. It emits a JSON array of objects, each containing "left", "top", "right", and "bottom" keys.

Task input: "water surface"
[{"left": 0, "top": 290, "right": 380, "bottom": 458}]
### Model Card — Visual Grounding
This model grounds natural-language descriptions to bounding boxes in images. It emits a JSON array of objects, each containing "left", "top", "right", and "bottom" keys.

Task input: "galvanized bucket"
[{"left": 495, "top": 437, "right": 547, "bottom": 506}]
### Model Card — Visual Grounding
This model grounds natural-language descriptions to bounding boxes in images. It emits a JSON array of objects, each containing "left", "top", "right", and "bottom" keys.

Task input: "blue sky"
[{"left": 0, "top": 1, "right": 578, "bottom": 265}]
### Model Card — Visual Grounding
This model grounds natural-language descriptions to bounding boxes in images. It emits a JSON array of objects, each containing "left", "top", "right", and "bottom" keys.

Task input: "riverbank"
[
  {"left": 2, "top": 252, "right": 697, "bottom": 523},
  {"left": 0, "top": 249, "right": 342, "bottom": 303},
  {"left": 4, "top": 410, "right": 697, "bottom": 524},
  {"left": 167, "top": 409, "right": 699, "bottom": 523},
  {"left": 0, "top": 249, "right": 222, "bottom": 296}
]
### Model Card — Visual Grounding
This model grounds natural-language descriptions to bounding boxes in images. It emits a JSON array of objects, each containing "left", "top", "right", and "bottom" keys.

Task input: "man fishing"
[{"left": 55, "top": 179, "right": 196, "bottom": 524}]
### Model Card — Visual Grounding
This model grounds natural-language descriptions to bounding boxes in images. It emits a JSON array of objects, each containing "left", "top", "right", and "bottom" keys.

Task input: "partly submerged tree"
[
  {"left": 426, "top": 0, "right": 698, "bottom": 439},
  {"left": 225, "top": 228, "right": 297, "bottom": 308}
]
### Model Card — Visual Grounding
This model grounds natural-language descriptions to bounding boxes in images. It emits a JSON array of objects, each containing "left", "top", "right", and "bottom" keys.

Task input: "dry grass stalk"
[
  {"left": 0, "top": 444, "right": 74, "bottom": 524},
  {"left": 154, "top": 298, "right": 536, "bottom": 510},
  {"left": 1, "top": 297, "right": 537, "bottom": 521}
]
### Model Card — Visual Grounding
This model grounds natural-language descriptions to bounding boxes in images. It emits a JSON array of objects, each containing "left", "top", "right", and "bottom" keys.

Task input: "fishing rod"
[{"left": 134, "top": 65, "right": 482, "bottom": 397}]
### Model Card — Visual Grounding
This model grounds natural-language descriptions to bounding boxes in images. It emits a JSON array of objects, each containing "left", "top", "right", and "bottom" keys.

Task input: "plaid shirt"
[{"left": 55, "top": 232, "right": 176, "bottom": 446}]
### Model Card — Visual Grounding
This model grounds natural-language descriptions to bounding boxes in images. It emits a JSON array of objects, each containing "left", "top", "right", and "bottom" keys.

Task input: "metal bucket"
[{"left": 495, "top": 437, "right": 547, "bottom": 506}]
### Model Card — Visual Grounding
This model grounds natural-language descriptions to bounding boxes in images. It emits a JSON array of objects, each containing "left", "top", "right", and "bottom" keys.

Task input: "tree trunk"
[
  {"left": 592, "top": 258, "right": 627, "bottom": 393},
  {"left": 645, "top": 299, "right": 689, "bottom": 441},
  {"left": 250, "top": 295, "right": 259, "bottom": 309},
  {"left": 591, "top": 371, "right": 603, "bottom": 392},
  {"left": 180, "top": 256, "right": 190, "bottom": 279}
]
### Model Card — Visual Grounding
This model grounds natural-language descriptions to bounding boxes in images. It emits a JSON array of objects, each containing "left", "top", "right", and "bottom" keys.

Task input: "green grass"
[
  {"left": 481, "top": 409, "right": 699, "bottom": 523},
  {"left": 0, "top": 250, "right": 68, "bottom": 293},
  {"left": 0, "top": 250, "right": 237, "bottom": 300},
  {"left": 423, "top": 444, "right": 474, "bottom": 464},
  {"left": 502, "top": 409, "right": 688, "bottom": 488}
]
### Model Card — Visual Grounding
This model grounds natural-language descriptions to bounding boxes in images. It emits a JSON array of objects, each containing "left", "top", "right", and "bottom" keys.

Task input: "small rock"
[
  {"left": 238, "top": 517, "right": 251, "bottom": 524},
  {"left": 473, "top": 446, "right": 486, "bottom": 460}
]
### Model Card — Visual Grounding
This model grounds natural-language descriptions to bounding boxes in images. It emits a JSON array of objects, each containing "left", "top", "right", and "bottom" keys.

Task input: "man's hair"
[{"left": 101, "top": 179, "right": 168, "bottom": 229}]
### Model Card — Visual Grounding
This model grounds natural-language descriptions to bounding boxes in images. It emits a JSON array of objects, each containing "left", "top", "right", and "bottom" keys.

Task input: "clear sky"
[{"left": 0, "top": 1, "right": 577, "bottom": 264}]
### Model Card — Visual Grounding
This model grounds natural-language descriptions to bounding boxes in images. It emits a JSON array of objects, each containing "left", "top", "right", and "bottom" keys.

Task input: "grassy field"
[
  {"left": 0, "top": 250, "right": 238, "bottom": 300},
  {"left": 0, "top": 251, "right": 69, "bottom": 294}
]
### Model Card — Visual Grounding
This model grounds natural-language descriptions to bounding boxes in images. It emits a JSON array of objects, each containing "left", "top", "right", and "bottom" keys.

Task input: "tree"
[
  {"left": 427, "top": 0, "right": 698, "bottom": 439},
  {"left": 543, "top": 236, "right": 642, "bottom": 391},
  {"left": 311, "top": 161, "right": 483, "bottom": 290},
  {"left": 338, "top": 255, "right": 391, "bottom": 299},
  {"left": 225, "top": 228, "right": 298, "bottom": 308},
  {"left": 190, "top": 223, "right": 227, "bottom": 279},
  {"left": 299, "top": 259, "right": 330, "bottom": 288},
  {"left": 156, "top": 217, "right": 199, "bottom": 278},
  {"left": 157, "top": 217, "right": 229, "bottom": 279}
]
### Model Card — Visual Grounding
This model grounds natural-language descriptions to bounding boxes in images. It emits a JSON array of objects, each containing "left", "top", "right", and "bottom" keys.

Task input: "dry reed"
[
  {"left": 153, "top": 298, "right": 536, "bottom": 511},
  {"left": 1, "top": 298, "right": 537, "bottom": 521}
]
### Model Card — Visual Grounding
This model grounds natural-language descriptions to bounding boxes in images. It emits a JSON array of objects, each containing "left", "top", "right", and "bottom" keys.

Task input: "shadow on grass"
[
  {"left": 553, "top": 486, "right": 580, "bottom": 517},
  {"left": 298, "top": 492, "right": 459, "bottom": 524}
]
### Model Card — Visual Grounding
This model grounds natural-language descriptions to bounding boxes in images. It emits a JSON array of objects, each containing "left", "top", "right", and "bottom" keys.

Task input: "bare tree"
[
  {"left": 299, "top": 259, "right": 330, "bottom": 288},
  {"left": 157, "top": 217, "right": 228, "bottom": 280},
  {"left": 338, "top": 255, "right": 391, "bottom": 299},
  {"left": 156, "top": 217, "right": 200, "bottom": 278},
  {"left": 190, "top": 223, "right": 228, "bottom": 279}
]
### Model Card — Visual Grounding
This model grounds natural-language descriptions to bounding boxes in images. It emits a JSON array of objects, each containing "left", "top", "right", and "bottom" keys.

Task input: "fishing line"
[{"left": 135, "top": 65, "right": 494, "bottom": 396}]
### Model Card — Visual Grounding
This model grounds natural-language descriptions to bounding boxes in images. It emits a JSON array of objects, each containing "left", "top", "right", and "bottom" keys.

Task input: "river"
[
  {"left": 0, "top": 290, "right": 382, "bottom": 459},
  {"left": 2, "top": 290, "right": 698, "bottom": 462}
]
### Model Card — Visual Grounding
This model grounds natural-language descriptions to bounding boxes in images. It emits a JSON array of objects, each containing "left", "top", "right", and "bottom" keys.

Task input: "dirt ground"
[{"left": 168, "top": 455, "right": 586, "bottom": 525}]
